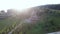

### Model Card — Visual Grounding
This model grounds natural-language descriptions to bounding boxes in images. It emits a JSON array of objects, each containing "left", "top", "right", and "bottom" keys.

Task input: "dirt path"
[
  {"left": 8, "top": 22, "right": 23, "bottom": 34},
  {"left": 8, "top": 11, "right": 39, "bottom": 34},
  {"left": 8, "top": 19, "right": 31, "bottom": 34}
]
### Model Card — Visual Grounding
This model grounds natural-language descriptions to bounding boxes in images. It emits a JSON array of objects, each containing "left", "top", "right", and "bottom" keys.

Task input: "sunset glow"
[{"left": 0, "top": 0, "right": 60, "bottom": 12}]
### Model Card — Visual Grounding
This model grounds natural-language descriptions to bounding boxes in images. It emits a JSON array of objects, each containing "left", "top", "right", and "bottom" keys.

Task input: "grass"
[
  {"left": 0, "top": 8, "right": 60, "bottom": 34},
  {"left": 0, "top": 16, "right": 21, "bottom": 34}
]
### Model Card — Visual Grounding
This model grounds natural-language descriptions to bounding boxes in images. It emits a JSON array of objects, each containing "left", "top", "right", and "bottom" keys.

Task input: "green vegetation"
[
  {"left": 15, "top": 9, "right": 60, "bottom": 34},
  {"left": 0, "top": 16, "right": 21, "bottom": 34},
  {"left": 0, "top": 8, "right": 60, "bottom": 34}
]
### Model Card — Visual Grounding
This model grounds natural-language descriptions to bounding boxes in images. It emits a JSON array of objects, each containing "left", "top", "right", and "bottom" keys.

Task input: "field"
[
  {"left": 0, "top": 16, "right": 21, "bottom": 34},
  {"left": 0, "top": 8, "right": 60, "bottom": 34}
]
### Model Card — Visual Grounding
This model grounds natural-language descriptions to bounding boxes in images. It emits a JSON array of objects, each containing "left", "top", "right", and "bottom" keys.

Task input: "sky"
[{"left": 0, "top": 0, "right": 60, "bottom": 11}]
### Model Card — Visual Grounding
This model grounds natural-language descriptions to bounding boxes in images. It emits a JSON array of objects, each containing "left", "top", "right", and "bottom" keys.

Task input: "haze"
[{"left": 0, "top": 0, "right": 60, "bottom": 11}]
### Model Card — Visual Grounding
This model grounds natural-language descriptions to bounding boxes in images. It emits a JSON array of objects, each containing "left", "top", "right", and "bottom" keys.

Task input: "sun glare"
[{"left": 0, "top": 0, "right": 60, "bottom": 12}]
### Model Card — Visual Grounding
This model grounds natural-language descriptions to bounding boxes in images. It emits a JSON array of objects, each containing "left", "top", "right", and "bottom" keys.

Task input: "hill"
[{"left": 0, "top": 4, "right": 60, "bottom": 34}]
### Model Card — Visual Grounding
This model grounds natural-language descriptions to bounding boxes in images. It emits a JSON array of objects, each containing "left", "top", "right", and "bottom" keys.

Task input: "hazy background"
[{"left": 0, "top": 0, "right": 60, "bottom": 12}]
